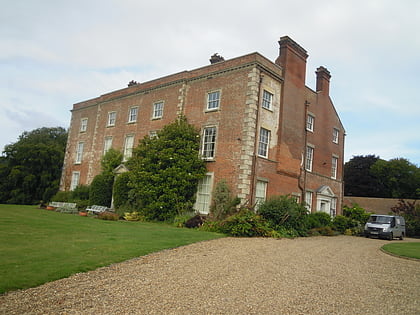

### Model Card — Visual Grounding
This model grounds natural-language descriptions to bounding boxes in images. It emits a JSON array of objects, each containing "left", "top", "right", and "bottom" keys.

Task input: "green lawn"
[
  {"left": 0, "top": 205, "right": 224, "bottom": 294},
  {"left": 382, "top": 242, "right": 420, "bottom": 260}
]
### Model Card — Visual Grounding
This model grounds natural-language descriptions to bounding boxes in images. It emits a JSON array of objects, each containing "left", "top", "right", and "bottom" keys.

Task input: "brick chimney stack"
[
  {"left": 315, "top": 66, "right": 331, "bottom": 95},
  {"left": 275, "top": 36, "right": 308, "bottom": 87}
]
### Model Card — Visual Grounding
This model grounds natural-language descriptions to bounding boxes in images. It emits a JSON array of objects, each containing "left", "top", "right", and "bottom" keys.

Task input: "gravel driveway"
[{"left": 1, "top": 236, "right": 419, "bottom": 315}]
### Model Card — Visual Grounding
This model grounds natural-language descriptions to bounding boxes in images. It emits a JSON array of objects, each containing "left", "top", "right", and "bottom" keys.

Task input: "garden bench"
[
  {"left": 49, "top": 202, "right": 78, "bottom": 214},
  {"left": 86, "top": 205, "right": 109, "bottom": 214}
]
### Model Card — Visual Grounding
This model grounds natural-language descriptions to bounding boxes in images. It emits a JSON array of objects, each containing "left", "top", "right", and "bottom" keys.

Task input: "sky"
[{"left": 1, "top": 0, "right": 419, "bottom": 165}]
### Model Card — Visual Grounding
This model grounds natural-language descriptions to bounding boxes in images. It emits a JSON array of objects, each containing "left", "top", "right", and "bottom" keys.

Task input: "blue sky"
[{"left": 1, "top": 0, "right": 419, "bottom": 165}]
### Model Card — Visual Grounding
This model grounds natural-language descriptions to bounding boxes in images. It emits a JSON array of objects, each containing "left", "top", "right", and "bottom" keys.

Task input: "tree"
[
  {"left": 344, "top": 155, "right": 385, "bottom": 197},
  {"left": 0, "top": 127, "right": 67, "bottom": 204},
  {"left": 128, "top": 116, "right": 207, "bottom": 221},
  {"left": 371, "top": 158, "right": 420, "bottom": 199}
]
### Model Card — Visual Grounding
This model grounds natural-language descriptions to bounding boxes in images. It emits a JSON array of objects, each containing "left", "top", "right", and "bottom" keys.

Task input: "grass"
[
  {"left": 382, "top": 242, "right": 420, "bottom": 260},
  {"left": 0, "top": 204, "right": 224, "bottom": 294}
]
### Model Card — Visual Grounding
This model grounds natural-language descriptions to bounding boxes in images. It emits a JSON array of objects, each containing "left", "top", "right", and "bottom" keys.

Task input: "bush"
[
  {"left": 257, "top": 195, "right": 308, "bottom": 235},
  {"left": 308, "top": 226, "right": 335, "bottom": 236},
  {"left": 305, "top": 212, "right": 332, "bottom": 229},
  {"left": 218, "top": 210, "right": 273, "bottom": 237},
  {"left": 51, "top": 190, "right": 73, "bottom": 202},
  {"left": 123, "top": 211, "right": 144, "bottom": 221},
  {"left": 89, "top": 173, "right": 114, "bottom": 207},
  {"left": 391, "top": 199, "right": 420, "bottom": 237},
  {"left": 209, "top": 180, "right": 240, "bottom": 220},
  {"left": 98, "top": 211, "right": 119, "bottom": 221},
  {"left": 332, "top": 215, "right": 359, "bottom": 233},
  {"left": 72, "top": 185, "right": 90, "bottom": 201},
  {"left": 343, "top": 204, "right": 371, "bottom": 225},
  {"left": 113, "top": 172, "right": 131, "bottom": 209}
]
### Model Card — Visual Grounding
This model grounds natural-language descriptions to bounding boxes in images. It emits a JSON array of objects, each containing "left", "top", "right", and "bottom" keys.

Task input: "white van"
[{"left": 364, "top": 215, "right": 406, "bottom": 240}]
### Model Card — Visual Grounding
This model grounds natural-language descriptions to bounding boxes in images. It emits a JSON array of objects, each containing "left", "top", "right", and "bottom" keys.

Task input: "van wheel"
[
  {"left": 388, "top": 233, "right": 393, "bottom": 240},
  {"left": 399, "top": 233, "right": 404, "bottom": 240}
]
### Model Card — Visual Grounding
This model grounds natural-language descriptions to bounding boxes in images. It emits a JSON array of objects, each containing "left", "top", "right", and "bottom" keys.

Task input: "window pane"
[
  {"left": 305, "top": 146, "right": 313, "bottom": 171},
  {"left": 70, "top": 172, "right": 80, "bottom": 191},
  {"left": 76, "top": 142, "right": 84, "bottom": 164},
  {"left": 108, "top": 112, "right": 116, "bottom": 126},
  {"left": 103, "top": 137, "right": 113, "bottom": 155},
  {"left": 333, "top": 128, "right": 339, "bottom": 143},
  {"left": 258, "top": 128, "right": 270, "bottom": 158},
  {"left": 195, "top": 175, "right": 212, "bottom": 214},
  {"left": 123, "top": 135, "right": 134, "bottom": 161},
  {"left": 255, "top": 181, "right": 267, "bottom": 209},
  {"left": 331, "top": 157, "right": 338, "bottom": 179},
  {"left": 153, "top": 102, "right": 164, "bottom": 118},
  {"left": 207, "top": 91, "right": 220, "bottom": 110},
  {"left": 262, "top": 90, "right": 273, "bottom": 109},
  {"left": 80, "top": 118, "right": 88, "bottom": 132},
  {"left": 128, "top": 107, "right": 138, "bottom": 122},
  {"left": 202, "top": 127, "right": 216, "bottom": 158},
  {"left": 306, "top": 115, "right": 314, "bottom": 131}
]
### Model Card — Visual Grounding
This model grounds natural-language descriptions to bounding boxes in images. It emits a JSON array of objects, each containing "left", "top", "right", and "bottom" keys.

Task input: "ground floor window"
[
  {"left": 194, "top": 173, "right": 213, "bottom": 214},
  {"left": 255, "top": 180, "right": 267, "bottom": 209},
  {"left": 305, "top": 191, "right": 313, "bottom": 213},
  {"left": 70, "top": 171, "right": 80, "bottom": 191}
]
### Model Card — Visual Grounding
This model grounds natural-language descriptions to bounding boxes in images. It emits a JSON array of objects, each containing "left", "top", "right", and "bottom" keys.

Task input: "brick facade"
[{"left": 60, "top": 36, "right": 345, "bottom": 215}]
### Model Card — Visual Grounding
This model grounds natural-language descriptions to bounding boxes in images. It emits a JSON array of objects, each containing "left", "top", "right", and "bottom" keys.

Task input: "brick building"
[{"left": 60, "top": 36, "right": 345, "bottom": 215}]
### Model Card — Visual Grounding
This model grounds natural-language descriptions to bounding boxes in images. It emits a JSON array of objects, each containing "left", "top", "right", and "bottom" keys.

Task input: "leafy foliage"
[
  {"left": 112, "top": 172, "right": 131, "bottom": 209},
  {"left": 89, "top": 173, "right": 114, "bottom": 207},
  {"left": 344, "top": 155, "right": 420, "bottom": 199},
  {"left": 218, "top": 209, "right": 274, "bottom": 237},
  {"left": 391, "top": 199, "right": 420, "bottom": 237},
  {"left": 209, "top": 179, "right": 240, "bottom": 220},
  {"left": 305, "top": 212, "right": 332, "bottom": 229},
  {"left": 344, "top": 155, "right": 384, "bottom": 197},
  {"left": 257, "top": 195, "right": 308, "bottom": 235},
  {"left": 371, "top": 158, "right": 420, "bottom": 199},
  {"left": 0, "top": 127, "right": 67, "bottom": 204},
  {"left": 128, "top": 116, "right": 207, "bottom": 221},
  {"left": 101, "top": 148, "right": 123, "bottom": 174}
]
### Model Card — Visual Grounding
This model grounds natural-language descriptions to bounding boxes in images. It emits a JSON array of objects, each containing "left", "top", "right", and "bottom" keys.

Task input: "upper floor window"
[
  {"left": 207, "top": 91, "right": 220, "bottom": 111},
  {"left": 262, "top": 90, "right": 273, "bottom": 110},
  {"left": 80, "top": 118, "right": 88, "bottom": 132},
  {"left": 202, "top": 126, "right": 217, "bottom": 159},
  {"left": 128, "top": 107, "right": 138, "bottom": 123},
  {"left": 258, "top": 128, "right": 271, "bottom": 158},
  {"left": 333, "top": 128, "right": 339, "bottom": 144},
  {"left": 123, "top": 135, "right": 135, "bottom": 161},
  {"left": 107, "top": 111, "right": 116, "bottom": 127},
  {"left": 153, "top": 101, "right": 164, "bottom": 119},
  {"left": 305, "top": 145, "right": 314, "bottom": 172},
  {"left": 306, "top": 114, "right": 315, "bottom": 132},
  {"left": 103, "top": 137, "right": 113, "bottom": 155},
  {"left": 331, "top": 156, "right": 338, "bottom": 179},
  {"left": 75, "top": 142, "right": 84, "bottom": 164}
]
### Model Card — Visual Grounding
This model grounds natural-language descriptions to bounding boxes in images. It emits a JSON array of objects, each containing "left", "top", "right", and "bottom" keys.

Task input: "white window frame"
[
  {"left": 75, "top": 142, "right": 84, "bottom": 164},
  {"left": 123, "top": 135, "right": 135, "bottom": 161},
  {"left": 107, "top": 111, "right": 116, "bottom": 127},
  {"left": 202, "top": 126, "right": 217, "bottom": 159},
  {"left": 128, "top": 106, "right": 138, "bottom": 123},
  {"left": 258, "top": 128, "right": 270, "bottom": 158},
  {"left": 70, "top": 171, "right": 80, "bottom": 191},
  {"left": 333, "top": 128, "right": 339, "bottom": 144},
  {"left": 80, "top": 118, "right": 88, "bottom": 132},
  {"left": 255, "top": 180, "right": 268, "bottom": 209},
  {"left": 194, "top": 173, "right": 214, "bottom": 214},
  {"left": 152, "top": 101, "right": 164, "bottom": 119},
  {"left": 305, "top": 145, "right": 314, "bottom": 172},
  {"left": 306, "top": 114, "right": 315, "bottom": 132},
  {"left": 103, "top": 136, "right": 113, "bottom": 155},
  {"left": 305, "top": 191, "right": 313, "bottom": 213},
  {"left": 207, "top": 90, "right": 220, "bottom": 111},
  {"left": 262, "top": 90, "right": 273, "bottom": 110},
  {"left": 331, "top": 156, "right": 338, "bottom": 179}
]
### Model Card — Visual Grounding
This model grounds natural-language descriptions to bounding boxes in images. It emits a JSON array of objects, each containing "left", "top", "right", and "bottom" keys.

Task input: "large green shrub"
[
  {"left": 257, "top": 195, "right": 308, "bottom": 235},
  {"left": 128, "top": 116, "right": 207, "bottom": 221},
  {"left": 89, "top": 173, "right": 114, "bottom": 207},
  {"left": 218, "top": 210, "right": 274, "bottom": 237},
  {"left": 112, "top": 172, "right": 131, "bottom": 209},
  {"left": 332, "top": 215, "right": 359, "bottom": 233},
  {"left": 343, "top": 204, "right": 371, "bottom": 225},
  {"left": 391, "top": 200, "right": 420, "bottom": 237},
  {"left": 305, "top": 211, "right": 332, "bottom": 229}
]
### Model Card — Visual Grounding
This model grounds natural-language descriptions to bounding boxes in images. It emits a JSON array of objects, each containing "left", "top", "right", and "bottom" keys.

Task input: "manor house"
[{"left": 60, "top": 36, "right": 345, "bottom": 215}]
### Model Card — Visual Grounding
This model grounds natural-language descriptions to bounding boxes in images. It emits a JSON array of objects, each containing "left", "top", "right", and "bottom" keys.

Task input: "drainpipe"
[
  {"left": 249, "top": 71, "right": 263, "bottom": 206},
  {"left": 299, "top": 100, "right": 310, "bottom": 206}
]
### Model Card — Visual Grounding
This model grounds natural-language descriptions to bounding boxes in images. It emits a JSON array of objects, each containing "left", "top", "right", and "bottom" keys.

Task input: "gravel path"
[{"left": 1, "top": 236, "right": 419, "bottom": 315}]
